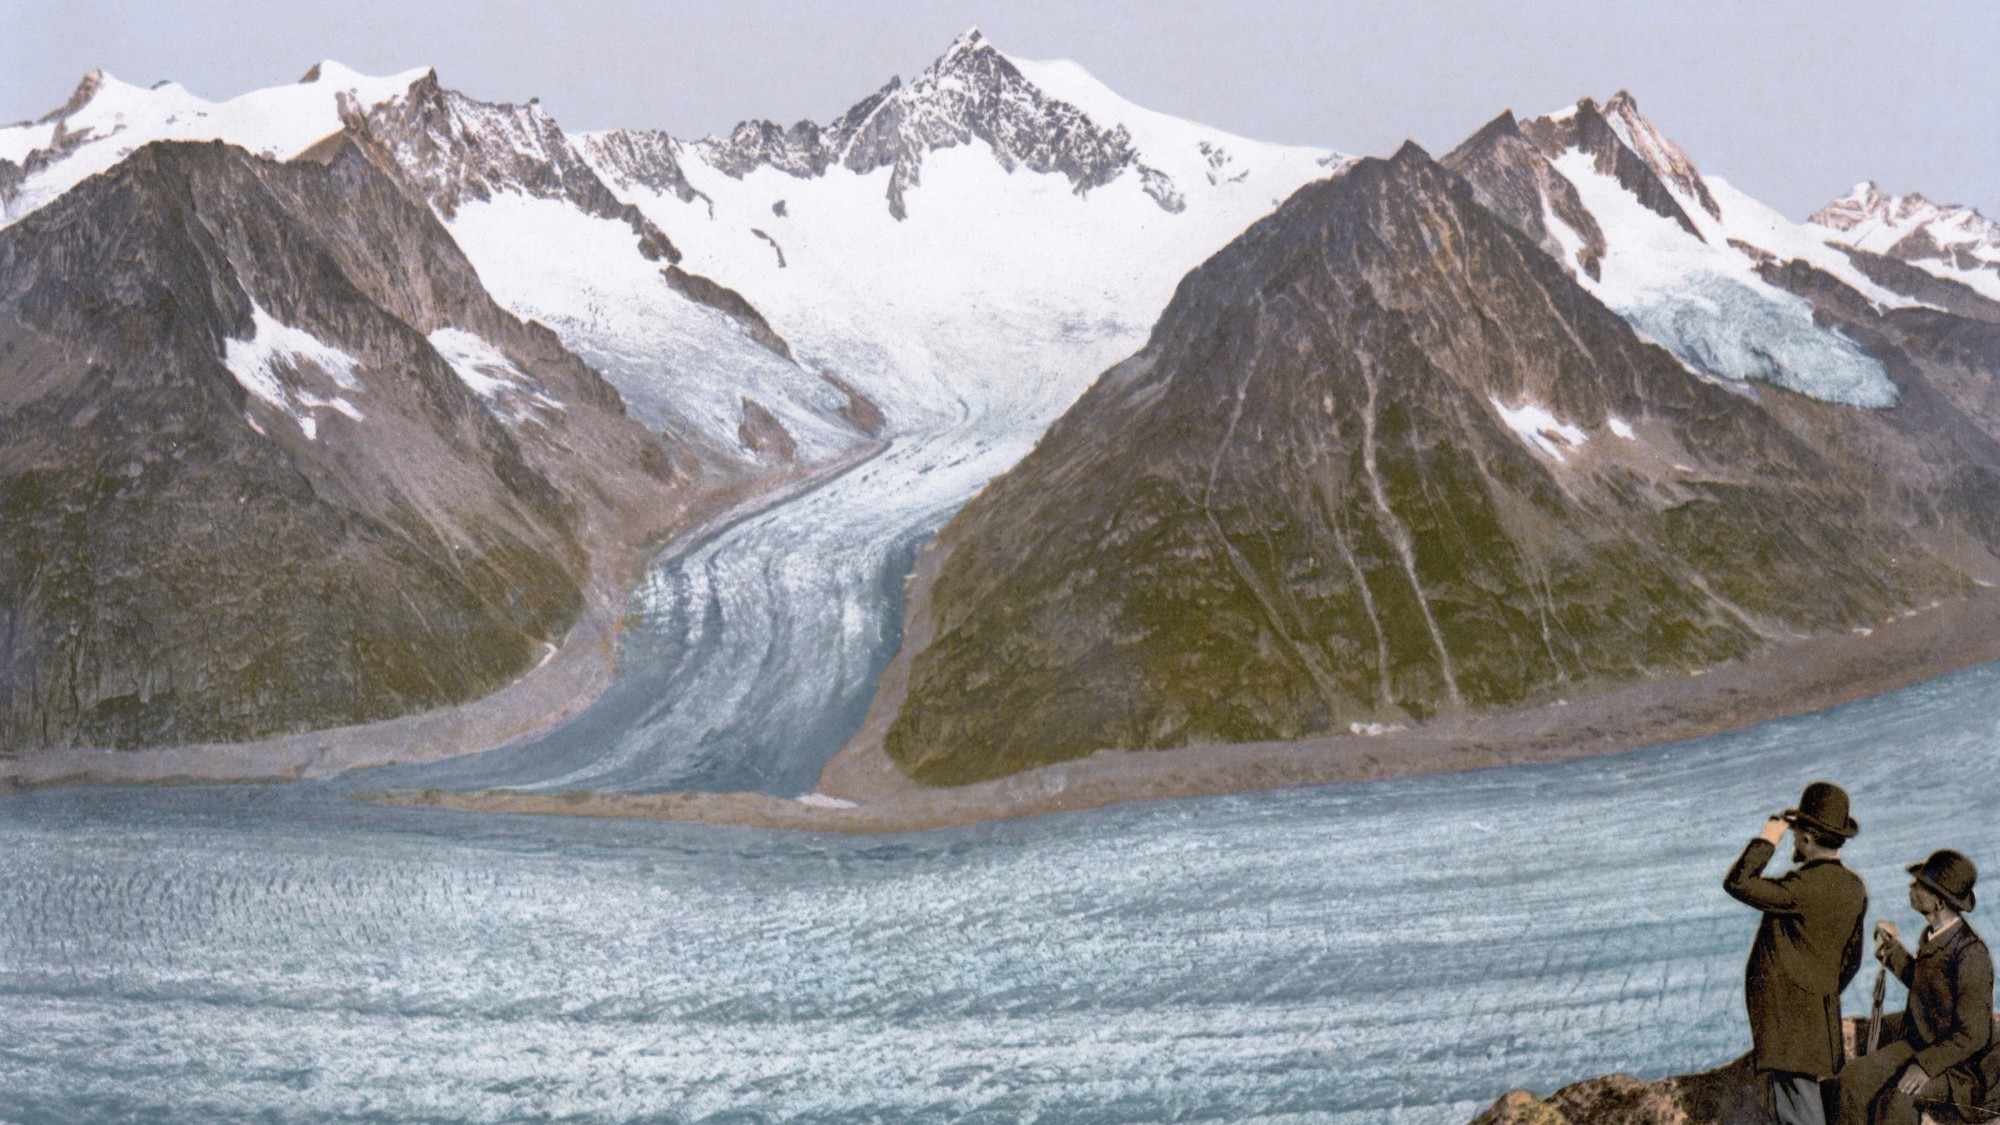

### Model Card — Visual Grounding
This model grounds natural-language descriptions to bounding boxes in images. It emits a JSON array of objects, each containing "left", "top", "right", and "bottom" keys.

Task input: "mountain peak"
[
  {"left": 1463, "top": 110, "right": 1523, "bottom": 146},
  {"left": 945, "top": 26, "right": 988, "bottom": 55},
  {"left": 1519, "top": 90, "right": 1720, "bottom": 231},
  {"left": 1391, "top": 139, "right": 1434, "bottom": 166},
  {"left": 697, "top": 29, "right": 1185, "bottom": 219}
]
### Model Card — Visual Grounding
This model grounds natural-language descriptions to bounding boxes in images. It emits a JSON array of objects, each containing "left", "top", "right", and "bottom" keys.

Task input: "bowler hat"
[
  {"left": 1785, "top": 781, "right": 1859, "bottom": 840},
  {"left": 1908, "top": 849, "right": 1978, "bottom": 913}
]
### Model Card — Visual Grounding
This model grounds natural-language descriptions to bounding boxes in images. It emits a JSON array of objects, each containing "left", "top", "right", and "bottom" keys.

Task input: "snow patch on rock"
[
  {"left": 1492, "top": 397, "right": 1588, "bottom": 462},
  {"left": 426, "top": 328, "right": 564, "bottom": 424},
  {"left": 223, "top": 302, "right": 365, "bottom": 440}
]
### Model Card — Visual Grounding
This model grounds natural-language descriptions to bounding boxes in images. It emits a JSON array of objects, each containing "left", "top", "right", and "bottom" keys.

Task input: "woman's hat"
[
  {"left": 1908, "top": 850, "right": 1978, "bottom": 913},
  {"left": 1785, "top": 781, "right": 1859, "bottom": 840}
]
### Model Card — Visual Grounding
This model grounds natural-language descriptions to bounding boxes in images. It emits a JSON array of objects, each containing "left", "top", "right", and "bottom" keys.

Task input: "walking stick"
[{"left": 1865, "top": 963, "right": 1887, "bottom": 1056}]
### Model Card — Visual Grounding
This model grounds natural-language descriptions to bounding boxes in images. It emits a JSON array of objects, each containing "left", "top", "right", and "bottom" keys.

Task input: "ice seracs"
[{"left": 1502, "top": 92, "right": 1901, "bottom": 407}]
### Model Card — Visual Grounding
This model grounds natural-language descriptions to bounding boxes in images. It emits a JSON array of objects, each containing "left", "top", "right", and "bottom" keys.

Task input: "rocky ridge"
[
  {"left": 1454, "top": 91, "right": 1909, "bottom": 409},
  {"left": 691, "top": 29, "right": 1183, "bottom": 219},
  {"left": 322, "top": 69, "right": 873, "bottom": 470}
]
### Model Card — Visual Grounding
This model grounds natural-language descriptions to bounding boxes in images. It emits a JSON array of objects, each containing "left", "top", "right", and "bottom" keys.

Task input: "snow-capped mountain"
[
  {"left": 0, "top": 58, "right": 853, "bottom": 469},
  {"left": 1811, "top": 182, "right": 2000, "bottom": 304},
  {"left": 1445, "top": 92, "right": 1920, "bottom": 408},
  {"left": 11, "top": 27, "right": 1992, "bottom": 777},
  {"left": 0, "top": 31, "right": 1340, "bottom": 757},
  {"left": 0, "top": 135, "right": 697, "bottom": 750},
  {"left": 333, "top": 73, "right": 868, "bottom": 467},
  {"left": 0, "top": 61, "right": 428, "bottom": 226},
  {"left": 581, "top": 27, "right": 1339, "bottom": 439},
  {"left": 694, "top": 29, "right": 1186, "bottom": 220}
]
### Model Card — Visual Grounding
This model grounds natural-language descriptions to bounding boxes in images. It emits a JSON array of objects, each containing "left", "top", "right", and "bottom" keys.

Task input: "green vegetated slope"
[{"left": 885, "top": 144, "right": 1998, "bottom": 785}]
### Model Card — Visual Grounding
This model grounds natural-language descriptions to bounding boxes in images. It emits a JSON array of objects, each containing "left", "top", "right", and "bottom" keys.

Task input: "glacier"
[
  {"left": 1618, "top": 270, "right": 1899, "bottom": 407},
  {"left": 4, "top": 661, "right": 1997, "bottom": 1123}
]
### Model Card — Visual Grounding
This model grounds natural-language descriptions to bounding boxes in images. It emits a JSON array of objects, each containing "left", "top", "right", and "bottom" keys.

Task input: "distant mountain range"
[{"left": 2, "top": 31, "right": 1996, "bottom": 775}]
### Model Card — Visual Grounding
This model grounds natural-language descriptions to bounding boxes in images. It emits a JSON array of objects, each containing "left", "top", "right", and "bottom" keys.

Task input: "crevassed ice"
[
  {"left": 222, "top": 301, "right": 365, "bottom": 440},
  {"left": 1546, "top": 151, "right": 1900, "bottom": 409},
  {"left": 1620, "top": 273, "right": 1898, "bottom": 408}
]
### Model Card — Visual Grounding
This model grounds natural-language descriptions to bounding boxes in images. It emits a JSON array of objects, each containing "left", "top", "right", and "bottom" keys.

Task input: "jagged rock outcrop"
[
  {"left": 695, "top": 29, "right": 1183, "bottom": 219},
  {"left": 736, "top": 397, "right": 799, "bottom": 463},
  {"left": 658, "top": 266, "right": 793, "bottom": 359},
  {"left": 331, "top": 72, "right": 681, "bottom": 261},
  {"left": 1473, "top": 1057, "right": 1766, "bottom": 1125},
  {"left": 576, "top": 127, "right": 711, "bottom": 207},
  {"left": 0, "top": 137, "right": 689, "bottom": 751},
  {"left": 876, "top": 143, "right": 1997, "bottom": 785}
]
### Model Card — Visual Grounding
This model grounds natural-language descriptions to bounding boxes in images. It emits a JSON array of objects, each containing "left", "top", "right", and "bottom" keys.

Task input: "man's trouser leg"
[
  {"left": 1774, "top": 1071, "right": 1831, "bottom": 1125},
  {"left": 1835, "top": 1040, "right": 1944, "bottom": 1125}
]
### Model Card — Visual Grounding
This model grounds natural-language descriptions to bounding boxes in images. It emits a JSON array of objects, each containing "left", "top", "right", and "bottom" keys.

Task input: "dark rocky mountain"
[
  {"left": 1443, "top": 111, "right": 1607, "bottom": 278},
  {"left": 876, "top": 143, "right": 2000, "bottom": 785},
  {"left": 0, "top": 136, "right": 693, "bottom": 751},
  {"left": 694, "top": 28, "right": 1183, "bottom": 219}
]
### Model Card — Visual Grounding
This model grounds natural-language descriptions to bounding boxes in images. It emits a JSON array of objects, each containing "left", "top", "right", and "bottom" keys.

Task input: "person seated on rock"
[
  {"left": 1838, "top": 850, "right": 1994, "bottom": 1125},
  {"left": 1726, "top": 782, "right": 1869, "bottom": 1125}
]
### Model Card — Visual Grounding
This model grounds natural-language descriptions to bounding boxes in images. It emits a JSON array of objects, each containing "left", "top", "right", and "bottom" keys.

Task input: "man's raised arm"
[{"left": 1724, "top": 817, "right": 1802, "bottom": 915}]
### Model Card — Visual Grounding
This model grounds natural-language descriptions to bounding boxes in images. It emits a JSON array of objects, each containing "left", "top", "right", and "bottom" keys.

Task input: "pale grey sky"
[{"left": 3, "top": 0, "right": 1995, "bottom": 219}]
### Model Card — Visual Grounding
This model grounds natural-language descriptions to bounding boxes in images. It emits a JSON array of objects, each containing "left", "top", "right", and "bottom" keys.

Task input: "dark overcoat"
[
  {"left": 1724, "top": 837, "right": 1869, "bottom": 1078},
  {"left": 1883, "top": 918, "right": 1995, "bottom": 1105}
]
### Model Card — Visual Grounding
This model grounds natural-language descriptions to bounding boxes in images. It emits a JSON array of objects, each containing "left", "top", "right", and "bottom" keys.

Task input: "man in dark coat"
[
  {"left": 1725, "top": 781, "right": 1870, "bottom": 1125},
  {"left": 1837, "top": 850, "right": 1993, "bottom": 1125}
]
